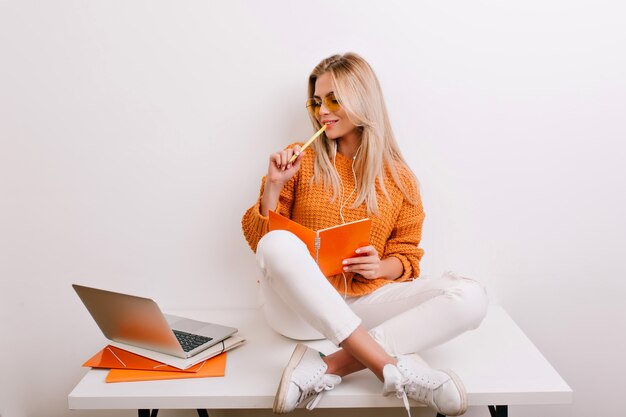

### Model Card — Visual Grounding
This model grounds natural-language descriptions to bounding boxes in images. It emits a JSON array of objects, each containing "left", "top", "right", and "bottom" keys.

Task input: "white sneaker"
[
  {"left": 383, "top": 356, "right": 468, "bottom": 416},
  {"left": 273, "top": 343, "right": 341, "bottom": 414}
]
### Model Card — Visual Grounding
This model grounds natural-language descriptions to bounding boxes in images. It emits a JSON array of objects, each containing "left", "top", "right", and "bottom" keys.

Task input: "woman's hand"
[
  {"left": 266, "top": 145, "right": 304, "bottom": 186},
  {"left": 260, "top": 145, "right": 304, "bottom": 216},
  {"left": 342, "top": 246, "right": 404, "bottom": 280},
  {"left": 342, "top": 245, "right": 382, "bottom": 280}
]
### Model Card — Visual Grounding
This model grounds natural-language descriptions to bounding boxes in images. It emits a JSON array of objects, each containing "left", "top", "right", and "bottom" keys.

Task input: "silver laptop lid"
[{"left": 73, "top": 284, "right": 186, "bottom": 357}]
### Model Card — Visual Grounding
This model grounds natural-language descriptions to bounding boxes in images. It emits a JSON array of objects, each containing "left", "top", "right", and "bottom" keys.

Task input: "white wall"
[{"left": 1, "top": 1, "right": 625, "bottom": 416}]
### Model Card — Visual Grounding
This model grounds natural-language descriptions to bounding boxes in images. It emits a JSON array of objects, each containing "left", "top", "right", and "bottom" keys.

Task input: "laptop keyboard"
[{"left": 173, "top": 330, "right": 213, "bottom": 352}]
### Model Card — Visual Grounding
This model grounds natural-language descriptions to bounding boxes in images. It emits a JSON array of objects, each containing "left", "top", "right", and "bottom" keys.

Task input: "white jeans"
[{"left": 256, "top": 230, "right": 489, "bottom": 356}]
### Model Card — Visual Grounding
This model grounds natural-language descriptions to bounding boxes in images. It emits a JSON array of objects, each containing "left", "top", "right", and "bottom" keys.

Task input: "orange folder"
[
  {"left": 268, "top": 210, "right": 371, "bottom": 276},
  {"left": 84, "top": 345, "right": 203, "bottom": 373},
  {"left": 105, "top": 353, "right": 227, "bottom": 383}
]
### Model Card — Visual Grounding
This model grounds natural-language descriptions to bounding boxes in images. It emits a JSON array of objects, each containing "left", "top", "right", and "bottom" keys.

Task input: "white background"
[{"left": 1, "top": 1, "right": 625, "bottom": 416}]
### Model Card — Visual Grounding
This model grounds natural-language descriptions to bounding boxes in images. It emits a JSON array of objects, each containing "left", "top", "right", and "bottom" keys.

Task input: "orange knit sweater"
[{"left": 241, "top": 144, "right": 425, "bottom": 297}]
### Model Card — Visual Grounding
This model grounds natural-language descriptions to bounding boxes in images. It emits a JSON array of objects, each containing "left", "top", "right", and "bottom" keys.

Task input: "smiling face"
[{"left": 314, "top": 72, "right": 360, "bottom": 143}]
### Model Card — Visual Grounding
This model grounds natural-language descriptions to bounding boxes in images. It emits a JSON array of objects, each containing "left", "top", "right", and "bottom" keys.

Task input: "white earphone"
[
  {"left": 333, "top": 142, "right": 360, "bottom": 224},
  {"left": 333, "top": 141, "right": 361, "bottom": 299}
]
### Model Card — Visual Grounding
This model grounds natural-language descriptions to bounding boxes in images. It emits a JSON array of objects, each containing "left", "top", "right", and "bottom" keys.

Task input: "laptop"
[{"left": 73, "top": 284, "right": 238, "bottom": 359}]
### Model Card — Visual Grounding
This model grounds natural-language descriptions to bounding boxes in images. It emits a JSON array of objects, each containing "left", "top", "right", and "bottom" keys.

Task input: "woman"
[{"left": 241, "top": 52, "right": 488, "bottom": 416}]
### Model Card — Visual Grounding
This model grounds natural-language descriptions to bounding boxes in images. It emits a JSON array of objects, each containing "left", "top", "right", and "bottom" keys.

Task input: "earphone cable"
[{"left": 333, "top": 142, "right": 361, "bottom": 299}]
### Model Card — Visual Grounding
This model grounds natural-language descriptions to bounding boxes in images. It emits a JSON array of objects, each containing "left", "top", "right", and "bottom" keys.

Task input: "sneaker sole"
[
  {"left": 273, "top": 343, "right": 308, "bottom": 414},
  {"left": 441, "top": 369, "right": 468, "bottom": 416}
]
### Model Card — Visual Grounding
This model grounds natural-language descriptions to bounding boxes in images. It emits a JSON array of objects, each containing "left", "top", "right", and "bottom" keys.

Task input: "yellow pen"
[{"left": 288, "top": 124, "right": 328, "bottom": 164}]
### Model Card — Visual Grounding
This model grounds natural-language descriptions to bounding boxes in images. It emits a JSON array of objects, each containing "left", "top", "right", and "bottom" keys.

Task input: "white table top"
[{"left": 68, "top": 305, "right": 572, "bottom": 410}]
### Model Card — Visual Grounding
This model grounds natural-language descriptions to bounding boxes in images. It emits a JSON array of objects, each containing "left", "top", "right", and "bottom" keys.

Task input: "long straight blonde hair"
[{"left": 307, "top": 52, "right": 418, "bottom": 215}]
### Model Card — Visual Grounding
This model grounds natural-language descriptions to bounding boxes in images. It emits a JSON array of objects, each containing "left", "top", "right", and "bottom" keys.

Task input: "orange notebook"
[
  {"left": 105, "top": 353, "right": 227, "bottom": 383},
  {"left": 84, "top": 345, "right": 202, "bottom": 373},
  {"left": 268, "top": 210, "right": 371, "bottom": 276}
]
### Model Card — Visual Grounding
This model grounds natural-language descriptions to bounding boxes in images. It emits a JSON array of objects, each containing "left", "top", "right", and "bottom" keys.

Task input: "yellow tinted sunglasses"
[{"left": 306, "top": 92, "right": 341, "bottom": 117}]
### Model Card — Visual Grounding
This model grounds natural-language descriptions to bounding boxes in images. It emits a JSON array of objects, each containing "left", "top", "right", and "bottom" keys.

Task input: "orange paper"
[
  {"left": 269, "top": 210, "right": 371, "bottom": 276},
  {"left": 83, "top": 345, "right": 203, "bottom": 373},
  {"left": 105, "top": 353, "right": 226, "bottom": 382}
]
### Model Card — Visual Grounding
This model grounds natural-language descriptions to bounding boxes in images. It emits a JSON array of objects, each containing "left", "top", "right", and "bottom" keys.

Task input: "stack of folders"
[{"left": 84, "top": 337, "right": 246, "bottom": 383}]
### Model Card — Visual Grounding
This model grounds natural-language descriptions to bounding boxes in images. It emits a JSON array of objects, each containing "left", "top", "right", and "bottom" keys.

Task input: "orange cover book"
[
  {"left": 268, "top": 210, "right": 371, "bottom": 276},
  {"left": 105, "top": 353, "right": 227, "bottom": 383},
  {"left": 84, "top": 345, "right": 202, "bottom": 373}
]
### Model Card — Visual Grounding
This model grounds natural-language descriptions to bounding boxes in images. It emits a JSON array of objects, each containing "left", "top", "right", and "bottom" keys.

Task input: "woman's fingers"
[
  {"left": 343, "top": 256, "right": 378, "bottom": 268},
  {"left": 290, "top": 145, "right": 302, "bottom": 164},
  {"left": 271, "top": 151, "right": 280, "bottom": 169},
  {"left": 341, "top": 246, "right": 381, "bottom": 278},
  {"left": 345, "top": 262, "right": 378, "bottom": 272},
  {"left": 267, "top": 146, "right": 305, "bottom": 185},
  {"left": 354, "top": 245, "right": 377, "bottom": 256},
  {"left": 271, "top": 151, "right": 287, "bottom": 170},
  {"left": 280, "top": 150, "right": 289, "bottom": 170},
  {"left": 346, "top": 265, "right": 380, "bottom": 280},
  {"left": 273, "top": 149, "right": 301, "bottom": 171}
]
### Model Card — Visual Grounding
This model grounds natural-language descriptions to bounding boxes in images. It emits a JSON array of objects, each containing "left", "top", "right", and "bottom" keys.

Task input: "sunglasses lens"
[
  {"left": 325, "top": 93, "right": 341, "bottom": 112},
  {"left": 306, "top": 98, "right": 321, "bottom": 117}
]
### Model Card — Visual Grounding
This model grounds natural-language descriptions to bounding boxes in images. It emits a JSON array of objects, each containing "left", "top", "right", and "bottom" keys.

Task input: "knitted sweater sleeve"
[
  {"left": 382, "top": 180, "right": 425, "bottom": 281},
  {"left": 241, "top": 172, "right": 298, "bottom": 253}
]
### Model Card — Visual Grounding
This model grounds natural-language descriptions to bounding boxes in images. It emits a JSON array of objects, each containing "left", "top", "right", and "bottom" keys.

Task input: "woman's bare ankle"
[{"left": 322, "top": 351, "right": 365, "bottom": 377}]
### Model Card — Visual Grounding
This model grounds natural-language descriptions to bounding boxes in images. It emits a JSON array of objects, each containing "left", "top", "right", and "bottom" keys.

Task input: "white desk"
[{"left": 68, "top": 306, "right": 572, "bottom": 416}]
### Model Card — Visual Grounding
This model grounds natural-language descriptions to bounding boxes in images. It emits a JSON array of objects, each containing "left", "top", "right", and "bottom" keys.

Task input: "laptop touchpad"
[{"left": 171, "top": 318, "right": 207, "bottom": 332}]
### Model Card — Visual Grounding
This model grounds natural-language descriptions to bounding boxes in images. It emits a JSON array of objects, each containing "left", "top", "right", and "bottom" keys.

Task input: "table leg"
[
  {"left": 138, "top": 409, "right": 205, "bottom": 416},
  {"left": 489, "top": 405, "right": 508, "bottom": 417},
  {"left": 437, "top": 405, "right": 509, "bottom": 417}
]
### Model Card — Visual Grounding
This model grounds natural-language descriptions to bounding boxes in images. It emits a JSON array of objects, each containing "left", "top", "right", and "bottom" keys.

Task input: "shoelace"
[
  {"left": 302, "top": 374, "right": 340, "bottom": 410},
  {"left": 392, "top": 377, "right": 412, "bottom": 417},
  {"left": 404, "top": 378, "right": 432, "bottom": 403},
  {"left": 392, "top": 376, "right": 434, "bottom": 417}
]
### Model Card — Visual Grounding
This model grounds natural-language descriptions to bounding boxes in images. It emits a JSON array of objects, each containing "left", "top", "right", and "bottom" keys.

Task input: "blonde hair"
[{"left": 307, "top": 52, "right": 418, "bottom": 214}]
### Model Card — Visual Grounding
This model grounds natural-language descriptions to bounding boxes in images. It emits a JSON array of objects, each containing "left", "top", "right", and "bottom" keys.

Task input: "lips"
[{"left": 323, "top": 120, "right": 338, "bottom": 126}]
